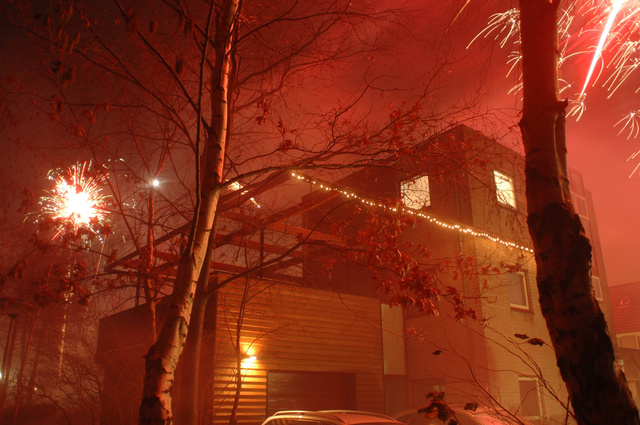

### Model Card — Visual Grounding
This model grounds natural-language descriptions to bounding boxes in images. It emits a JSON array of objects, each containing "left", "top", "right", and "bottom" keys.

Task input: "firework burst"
[
  {"left": 41, "top": 162, "right": 110, "bottom": 240},
  {"left": 471, "top": 0, "right": 640, "bottom": 130},
  {"left": 578, "top": 0, "right": 627, "bottom": 97}
]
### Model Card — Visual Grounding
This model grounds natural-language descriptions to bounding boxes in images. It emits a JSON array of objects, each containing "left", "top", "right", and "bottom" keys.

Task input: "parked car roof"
[
  {"left": 394, "top": 407, "right": 534, "bottom": 425},
  {"left": 262, "top": 410, "right": 405, "bottom": 425}
]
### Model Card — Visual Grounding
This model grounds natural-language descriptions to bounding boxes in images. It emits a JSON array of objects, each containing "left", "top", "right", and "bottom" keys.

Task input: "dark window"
[{"left": 518, "top": 378, "right": 541, "bottom": 417}]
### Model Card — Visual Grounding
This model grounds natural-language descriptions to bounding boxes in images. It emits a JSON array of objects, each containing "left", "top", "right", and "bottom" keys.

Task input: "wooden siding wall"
[{"left": 209, "top": 280, "right": 385, "bottom": 425}]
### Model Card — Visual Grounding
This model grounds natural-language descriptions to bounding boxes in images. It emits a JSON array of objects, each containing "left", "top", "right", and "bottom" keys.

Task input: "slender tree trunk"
[
  {"left": 0, "top": 314, "right": 18, "bottom": 421},
  {"left": 175, "top": 231, "right": 218, "bottom": 425},
  {"left": 138, "top": 1, "right": 239, "bottom": 424},
  {"left": 143, "top": 188, "right": 158, "bottom": 339},
  {"left": 519, "top": 1, "right": 639, "bottom": 424},
  {"left": 174, "top": 285, "right": 207, "bottom": 425},
  {"left": 12, "top": 308, "right": 40, "bottom": 423},
  {"left": 230, "top": 279, "right": 250, "bottom": 425}
]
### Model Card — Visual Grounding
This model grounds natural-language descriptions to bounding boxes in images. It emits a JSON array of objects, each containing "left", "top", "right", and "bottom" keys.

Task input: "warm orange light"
[{"left": 241, "top": 354, "right": 257, "bottom": 369}]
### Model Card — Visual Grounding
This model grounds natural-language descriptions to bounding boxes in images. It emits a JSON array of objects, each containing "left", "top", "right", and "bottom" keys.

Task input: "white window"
[
  {"left": 619, "top": 335, "right": 639, "bottom": 349},
  {"left": 494, "top": 170, "right": 516, "bottom": 208},
  {"left": 401, "top": 175, "right": 430, "bottom": 210},
  {"left": 575, "top": 194, "right": 589, "bottom": 218},
  {"left": 508, "top": 272, "right": 529, "bottom": 310},
  {"left": 592, "top": 276, "right": 603, "bottom": 302},
  {"left": 518, "top": 377, "right": 542, "bottom": 418}
]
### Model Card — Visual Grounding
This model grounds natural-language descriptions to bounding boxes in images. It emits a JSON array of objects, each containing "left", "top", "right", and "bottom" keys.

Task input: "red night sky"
[
  {"left": 566, "top": 91, "right": 640, "bottom": 286},
  {"left": 1, "top": 0, "right": 639, "bottom": 286}
]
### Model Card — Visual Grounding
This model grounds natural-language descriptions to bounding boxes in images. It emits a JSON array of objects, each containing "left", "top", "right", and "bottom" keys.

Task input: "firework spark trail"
[
  {"left": 568, "top": 94, "right": 588, "bottom": 121},
  {"left": 628, "top": 150, "right": 640, "bottom": 176},
  {"left": 42, "top": 162, "right": 109, "bottom": 240},
  {"left": 604, "top": 40, "right": 640, "bottom": 95},
  {"left": 580, "top": 0, "right": 627, "bottom": 97},
  {"left": 467, "top": 8, "right": 520, "bottom": 49},
  {"left": 446, "top": 0, "right": 473, "bottom": 32},
  {"left": 612, "top": 3, "right": 640, "bottom": 43},
  {"left": 615, "top": 110, "right": 640, "bottom": 139},
  {"left": 469, "top": 0, "right": 640, "bottom": 142}
]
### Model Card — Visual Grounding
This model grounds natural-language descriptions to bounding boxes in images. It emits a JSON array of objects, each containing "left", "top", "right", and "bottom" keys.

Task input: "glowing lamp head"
[
  {"left": 241, "top": 354, "right": 257, "bottom": 368},
  {"left": 151, "top": 179, "right": 160, "bottom": 187}
]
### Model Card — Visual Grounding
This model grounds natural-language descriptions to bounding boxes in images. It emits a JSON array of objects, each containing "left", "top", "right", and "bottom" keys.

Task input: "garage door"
[{"left": 267, "top": 370, "right": 357, "bottom": 415}]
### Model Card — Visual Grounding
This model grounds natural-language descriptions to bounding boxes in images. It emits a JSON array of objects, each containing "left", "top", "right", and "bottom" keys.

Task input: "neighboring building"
[
  {"left": 608, "top": 282, "right": 640, "bottom": 405},
  {"left": 568, "top": 168, "right": 611, "bottom": 310},
  {"left": 96, "top": 125, "right": 615, "bottom": 425}
]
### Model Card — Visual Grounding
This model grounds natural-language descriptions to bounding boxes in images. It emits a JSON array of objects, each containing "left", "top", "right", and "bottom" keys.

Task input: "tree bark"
[
  {"left": 138, "top": 1, "right": 240, "bottom": 424},
  {"left": 519, "top": 1, "right": 639, "bottom": 424},
  {"left": 174, "top": 234, "right": 218, "bottom": 425}
]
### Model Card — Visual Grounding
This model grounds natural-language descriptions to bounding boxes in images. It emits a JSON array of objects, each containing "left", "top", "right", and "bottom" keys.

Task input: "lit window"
[
  {"left": 518, "top": 377, "right": 542, "bottom": 418},
  {"left": 494, "top": 171, "right": 516, "bottom": 208},
  {"left": 508, "top": 272, "right": 529, "bottom": 310},
  {"left": 592, "top": 276, "right": 603, "bottom": 302},
  {"left": 401, "top": 175, "right": 430, "bottom": 210}
]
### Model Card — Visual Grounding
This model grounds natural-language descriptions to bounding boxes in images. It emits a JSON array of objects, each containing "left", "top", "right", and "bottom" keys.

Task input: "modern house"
[{"left": 96, "top": 125, "right": 616, "bottom": 425}]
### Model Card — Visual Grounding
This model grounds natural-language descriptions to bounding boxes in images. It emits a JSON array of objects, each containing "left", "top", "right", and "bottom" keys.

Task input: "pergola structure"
[{"left": 103, "top": 171, "right": 347, "bottom": 292}]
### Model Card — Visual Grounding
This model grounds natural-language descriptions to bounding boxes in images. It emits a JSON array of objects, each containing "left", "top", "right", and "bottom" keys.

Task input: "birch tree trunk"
[
  {"left": 138, "top": 1, "right": 240, "bottom": 424},
  {"left": 519, "top": 1, "right": 639, "bottom": 424},
  {"left": 175, "top": 235, "right": 217, "bottom": 425}
]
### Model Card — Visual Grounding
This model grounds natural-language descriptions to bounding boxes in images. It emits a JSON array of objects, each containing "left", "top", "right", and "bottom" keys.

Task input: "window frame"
[
  {"left": 592, "top": 276, "right": 603, "bottom": 302},
  {"left": 575, "top": 193, "right": 589, "bottom": 219},
  {"left": 401, "top": 175, "right": 431, "bottom": 210},
  {"left": 508, "top": 271, "right": 530, "bottom": 310},
  {"left": 518, "top": 376, "right": 543, "bottom": 419},
  {"left": 493, "top": 170, "right": 516, "bottom": 208}
]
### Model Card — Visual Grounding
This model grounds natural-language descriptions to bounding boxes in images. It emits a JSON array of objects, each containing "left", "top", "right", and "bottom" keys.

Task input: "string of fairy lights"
[{"left": 290, "top": 172, "right": 533, "bottom": 253}]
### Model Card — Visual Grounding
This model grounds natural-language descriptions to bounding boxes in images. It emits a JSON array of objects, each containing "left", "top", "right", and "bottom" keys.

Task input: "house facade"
[
  {"left": 97, "top": 281, "right": 386, "bottom": 425},
  {"left": 96, "top": 125, "right": 616, "bottom": 425}
]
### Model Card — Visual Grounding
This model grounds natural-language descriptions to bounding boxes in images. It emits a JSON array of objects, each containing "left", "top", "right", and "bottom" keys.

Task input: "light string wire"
[{"left": 291, "top": 172, "right": 533, "bottom": 253}]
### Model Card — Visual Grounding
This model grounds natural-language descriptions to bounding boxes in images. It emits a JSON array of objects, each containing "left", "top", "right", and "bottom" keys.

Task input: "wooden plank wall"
[{"left": 209, "top": 280, "right": 385, "bottom": 425}]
